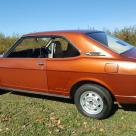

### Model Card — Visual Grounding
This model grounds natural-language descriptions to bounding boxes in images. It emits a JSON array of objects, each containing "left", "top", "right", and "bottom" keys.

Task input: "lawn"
[{"left": 0, "top": 91, "right": 136, "bottom": 136}]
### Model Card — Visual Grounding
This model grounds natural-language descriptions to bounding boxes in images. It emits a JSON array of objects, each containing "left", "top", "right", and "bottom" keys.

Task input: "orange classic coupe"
[{"left": 1, "top": 30, "right": 136, "bottom": 119}]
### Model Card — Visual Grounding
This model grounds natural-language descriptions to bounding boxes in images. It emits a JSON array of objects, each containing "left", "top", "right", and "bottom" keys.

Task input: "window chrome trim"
[{"left": 0, "top": 87, "right": 70, "bottom": 99}]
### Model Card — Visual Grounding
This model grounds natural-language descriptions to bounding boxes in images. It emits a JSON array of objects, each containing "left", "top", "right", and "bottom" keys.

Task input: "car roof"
[{"left": 24, "top": 30, "right": 104, "bottom": 37}]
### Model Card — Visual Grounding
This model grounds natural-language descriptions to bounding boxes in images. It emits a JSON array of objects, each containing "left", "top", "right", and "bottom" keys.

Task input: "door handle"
[{"left": 37, "top": 62, "right": 45, "bottom": 65}]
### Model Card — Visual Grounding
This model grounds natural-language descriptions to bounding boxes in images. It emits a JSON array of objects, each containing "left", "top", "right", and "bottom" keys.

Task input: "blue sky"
[{"left": 0, "top": 0, "right": 136, "bottom": 35}]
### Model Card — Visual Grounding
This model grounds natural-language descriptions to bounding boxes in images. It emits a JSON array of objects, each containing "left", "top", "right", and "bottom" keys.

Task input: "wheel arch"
[{"left": 70, "top": 79, "right": 116, "bottom": 101}]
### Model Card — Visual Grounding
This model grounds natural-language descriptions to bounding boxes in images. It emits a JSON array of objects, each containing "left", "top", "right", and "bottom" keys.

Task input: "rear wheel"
[{"left": 74, "top": 84, "right": 114, "bottom": 119}]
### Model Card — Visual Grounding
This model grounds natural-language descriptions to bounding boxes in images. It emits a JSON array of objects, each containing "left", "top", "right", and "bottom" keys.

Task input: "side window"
[
  {"left": 7, "top": 37, "right": 51, "bottom": 58},
  {"left": 53, "top": 38, "right": 80, "bottom": 58}
]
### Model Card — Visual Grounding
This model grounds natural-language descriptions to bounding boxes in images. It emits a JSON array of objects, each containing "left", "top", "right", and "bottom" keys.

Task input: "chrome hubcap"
[{"left": 80, "top": 91, "right": 104, "bottom": 115}]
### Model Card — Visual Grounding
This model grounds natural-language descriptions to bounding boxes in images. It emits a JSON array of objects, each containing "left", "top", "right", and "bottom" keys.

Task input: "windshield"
[{"left": 87, "top": 32, "right": 134, "bottom": 54}]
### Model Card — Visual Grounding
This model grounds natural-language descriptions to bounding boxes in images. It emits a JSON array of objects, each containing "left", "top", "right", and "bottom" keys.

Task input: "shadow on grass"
[
  {"left": 121, "top": 104, "right": 136, "bottom": 112},
  {"left": 1, "top": 89, "right": 136, "bottom": 113},
  {"left": 0, "top": 89, "right": 10, "bottom": 95},
  {"left": 0, "top": 89, "right": 73, "bottom": 104},
  {"left": 10, "top": 92, "right": 136, "bottom": 114},
  {"left": 11, "top": 91, "right": 74, "bottom": 104}
]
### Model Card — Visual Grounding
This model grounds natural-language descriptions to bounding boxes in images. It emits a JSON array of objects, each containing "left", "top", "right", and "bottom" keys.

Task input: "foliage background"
[{"left": 1, "top": 26, "right": 136, "bottom": 54}]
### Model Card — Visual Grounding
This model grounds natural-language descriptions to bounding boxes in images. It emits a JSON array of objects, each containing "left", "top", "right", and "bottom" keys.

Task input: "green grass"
[{"left": 0, "top": 92, "right": 136, "bottom": 136}]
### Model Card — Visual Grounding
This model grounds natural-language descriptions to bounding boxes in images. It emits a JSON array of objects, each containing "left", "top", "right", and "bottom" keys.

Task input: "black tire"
[{"left": 74, "top": 84, "right": 114, "bottom": 120}]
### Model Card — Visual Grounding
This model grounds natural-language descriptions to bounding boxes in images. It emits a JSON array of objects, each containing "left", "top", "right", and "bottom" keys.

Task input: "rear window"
[
  {"left": 88, "top": 32, "right": 108, "bottom": 46},
  {"left": 87, "top": 32, "right": 134, "bottom": 54}
]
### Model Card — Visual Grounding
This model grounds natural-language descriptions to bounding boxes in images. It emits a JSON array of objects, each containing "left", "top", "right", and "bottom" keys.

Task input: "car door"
[
  {"left": 46, "top": 37, "right": 80, "bottom": 96},
  {"left": 0, "top": 37, "right": 49, "bottom": 93}
]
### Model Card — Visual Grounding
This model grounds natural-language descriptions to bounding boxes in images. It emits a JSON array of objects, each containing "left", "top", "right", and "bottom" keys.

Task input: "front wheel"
[{"left": 74, "top": 84, "right": 114, "bottom": 119}]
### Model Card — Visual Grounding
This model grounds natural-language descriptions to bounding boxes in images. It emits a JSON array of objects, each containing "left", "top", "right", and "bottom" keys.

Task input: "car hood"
[{"left": 121, "top": 47, "right": 136, "bottom": 60}]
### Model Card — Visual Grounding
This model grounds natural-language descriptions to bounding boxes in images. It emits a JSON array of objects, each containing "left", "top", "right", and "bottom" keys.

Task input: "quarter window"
[{"left": 53, "top": 38, "right": 80, "bottom": 58}]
